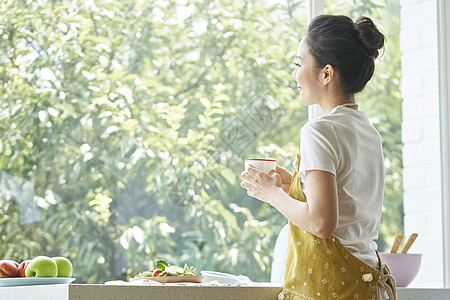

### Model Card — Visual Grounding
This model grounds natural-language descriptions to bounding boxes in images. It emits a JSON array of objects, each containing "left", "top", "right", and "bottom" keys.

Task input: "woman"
[{"left": 241, "top": 15, "right": 396, "bottom": 299}]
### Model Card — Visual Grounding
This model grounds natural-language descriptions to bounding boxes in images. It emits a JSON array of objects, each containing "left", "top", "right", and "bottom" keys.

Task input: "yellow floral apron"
[{"left": 279, "top": 153, "right": 397, "bottom": 300}]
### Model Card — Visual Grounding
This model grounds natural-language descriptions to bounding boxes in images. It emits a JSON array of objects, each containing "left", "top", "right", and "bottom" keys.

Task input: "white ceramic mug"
[{"left": 245, "top": 158, "right": 277, "bottom": 174}]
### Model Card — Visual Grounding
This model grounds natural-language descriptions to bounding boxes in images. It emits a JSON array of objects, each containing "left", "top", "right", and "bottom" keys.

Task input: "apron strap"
[
  {"left": 376, "top": 262, "right": 397, "bottom": 299},
  {"left": 374, "top": 251, "right": 397, "bottom": 300}
]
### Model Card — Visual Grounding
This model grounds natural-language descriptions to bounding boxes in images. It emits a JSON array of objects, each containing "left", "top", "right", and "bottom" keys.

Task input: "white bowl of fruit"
[{"left": 0, "top": 256, "right": 75, "bottom": 287}]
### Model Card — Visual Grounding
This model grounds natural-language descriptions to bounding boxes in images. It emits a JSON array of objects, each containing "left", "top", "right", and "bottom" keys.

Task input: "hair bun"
[{"left": 354, "top": 16, "right": 385, "bottom": 59}]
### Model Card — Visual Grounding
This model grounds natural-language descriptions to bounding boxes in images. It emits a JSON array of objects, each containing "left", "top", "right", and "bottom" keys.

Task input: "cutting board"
[{"left": 130, "top": 276, "right": 203, "bottom": 283}]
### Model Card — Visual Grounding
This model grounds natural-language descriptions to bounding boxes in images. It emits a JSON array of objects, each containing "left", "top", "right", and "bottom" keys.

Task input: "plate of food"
[
  {"left": 130, "top": 259, "right": 203, "bottom": 284},
  {"left": 130, "top": 275, "right": 203, "bottom": 284}
]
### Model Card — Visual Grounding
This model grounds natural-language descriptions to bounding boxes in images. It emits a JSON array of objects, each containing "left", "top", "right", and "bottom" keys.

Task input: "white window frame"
[{"left": 438, "top": 0, "right": 450, "bottom": 288}]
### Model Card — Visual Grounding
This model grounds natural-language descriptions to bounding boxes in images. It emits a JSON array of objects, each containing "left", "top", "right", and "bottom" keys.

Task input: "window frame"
[{"left": 438, "top": 0, "right": 450, "bottom": 288}]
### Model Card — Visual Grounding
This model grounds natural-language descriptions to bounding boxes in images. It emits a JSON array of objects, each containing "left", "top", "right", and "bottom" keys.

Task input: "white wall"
[{"left": 400, "top": 0, "right": 443, "bottom": 287}]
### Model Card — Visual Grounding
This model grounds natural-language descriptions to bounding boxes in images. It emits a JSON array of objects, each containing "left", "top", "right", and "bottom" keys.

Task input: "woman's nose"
[{"left": 291, "top": 69, "right": 296, "bottom": 81}]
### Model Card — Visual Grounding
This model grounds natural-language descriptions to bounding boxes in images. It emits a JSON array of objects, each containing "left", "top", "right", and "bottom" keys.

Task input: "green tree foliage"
[{"left": 0, "top": 0, "right": 401, "bottom": 283}]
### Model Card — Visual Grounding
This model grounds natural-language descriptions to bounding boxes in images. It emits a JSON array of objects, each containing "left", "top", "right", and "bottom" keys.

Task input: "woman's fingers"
[
  {"left": 241, "top": 167, "right": 276, "bottom": 201},
  {"left": 276, "top": 165, "right": 285, "bottom": 173},
  {"left": 241, "top": 169, "right": 254, "bottom": 194},
  {"left": 245, "top": 166, "right": 259, "bottom": 175},
  {"left": 241, "top": 171, "right": 252, "bottom": 183},
  {"left": 242, "top": 167, "right": 262, "bottom": 181},
  {"left": 240, "top": 181, "right": 252, "bottom": 190},
  {"left": 241, "top": 181, "right": 257, "bottom": 198}
]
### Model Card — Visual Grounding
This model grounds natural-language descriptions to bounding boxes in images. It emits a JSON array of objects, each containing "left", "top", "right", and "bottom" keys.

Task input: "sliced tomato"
[{"left": 152, "top": 269, "right": 163, "bottom": 277}]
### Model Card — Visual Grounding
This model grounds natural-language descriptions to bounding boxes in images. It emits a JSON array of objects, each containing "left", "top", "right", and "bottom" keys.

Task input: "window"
[
  {"left": 0, "top": 0, "right": 406, "bottom": 284},
  {"left": 0, "top": 0, "right": 309, "bottom": 283}
]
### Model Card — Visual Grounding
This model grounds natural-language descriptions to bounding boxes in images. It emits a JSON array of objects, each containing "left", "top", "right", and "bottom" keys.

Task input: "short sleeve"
[{"left": 299, "top": 120, "right": 338, "bottom": 180}]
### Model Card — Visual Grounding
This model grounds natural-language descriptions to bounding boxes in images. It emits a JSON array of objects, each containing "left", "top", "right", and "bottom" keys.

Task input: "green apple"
[
  {"left": 25, "top": 256, "right": 58, "bottom": 278},
  {"left": 52, "top": 257, "right": 73, "bottom": 278}
]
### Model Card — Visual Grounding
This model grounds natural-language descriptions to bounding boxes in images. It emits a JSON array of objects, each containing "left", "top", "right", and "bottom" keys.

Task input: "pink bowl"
[{"left": 378, "top": 253, "right": 422, "bottom": 287}]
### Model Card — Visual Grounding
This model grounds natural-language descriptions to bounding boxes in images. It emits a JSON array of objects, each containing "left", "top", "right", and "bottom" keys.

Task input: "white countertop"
[
  {"left": 1, "top": 284, "right": 450, "bottom": 300},
  {"left": 0, "top": 284, "right": 69, "bottom": 300}
]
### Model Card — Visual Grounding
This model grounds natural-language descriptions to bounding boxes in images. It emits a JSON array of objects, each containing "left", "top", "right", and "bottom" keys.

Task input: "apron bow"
[{"left": 376, "top": 263, "right": 397, "bottom": 299}]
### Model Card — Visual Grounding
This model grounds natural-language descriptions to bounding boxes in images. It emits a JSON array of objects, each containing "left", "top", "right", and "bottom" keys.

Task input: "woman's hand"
[
  {"left": 240, "top": 166, "right": 283, "bottom": 204},
  {"left": 275, "top": 166, "right": 292, "bottom": 194}
]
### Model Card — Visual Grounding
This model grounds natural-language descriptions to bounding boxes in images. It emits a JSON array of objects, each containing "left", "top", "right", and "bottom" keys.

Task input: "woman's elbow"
[
  {"left": 313, "top": 220, "right": 337, "bottom": 239},
  {"left": 315, "top": 230, "right": 333, "bottom": 240}
]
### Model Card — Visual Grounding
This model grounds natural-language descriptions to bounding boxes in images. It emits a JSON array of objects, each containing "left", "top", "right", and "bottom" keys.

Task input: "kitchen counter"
[
  {"left": 70, "top": 284, "right": 282, "bottom": 299},
  {"left": 0, "top": 284, "right": 281, "bottom": 300},
  {"left": 2, "top": 283, "right": 450, "bottom": 300}
]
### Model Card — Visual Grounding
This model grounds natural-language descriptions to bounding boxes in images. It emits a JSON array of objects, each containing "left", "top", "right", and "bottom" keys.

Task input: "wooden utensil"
[
  {"left": 401, "top": 233, "right": 418, "bottom": 253},
  {"left": 390, "top": 235, "right": 403, "bottom": 253}
]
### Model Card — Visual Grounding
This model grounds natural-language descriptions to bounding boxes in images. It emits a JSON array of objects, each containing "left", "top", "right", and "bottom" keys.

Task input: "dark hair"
[{"left": 305, "top": 15, "right": 385, "bottom": 94}]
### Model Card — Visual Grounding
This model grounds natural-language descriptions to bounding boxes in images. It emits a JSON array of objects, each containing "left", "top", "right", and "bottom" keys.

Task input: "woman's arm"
[
  {"left": 241, "top": 167, "right": 338, "bottom": 239},
  {"left": 272, "top": 170, "right": 338, "bottom": 239}
]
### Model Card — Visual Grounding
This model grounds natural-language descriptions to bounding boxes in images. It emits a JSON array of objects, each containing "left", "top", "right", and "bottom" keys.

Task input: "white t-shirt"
[{"left": 299, "top": 105, "right": 385, "bottom": 268}]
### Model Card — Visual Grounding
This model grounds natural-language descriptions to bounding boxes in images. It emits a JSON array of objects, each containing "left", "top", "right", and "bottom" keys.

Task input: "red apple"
[
  {"left": 18, "top": 260, "right": 32, "bottom": 277},
  {"left": 0, "top": 260, "right": 19, "bottom": 278}
]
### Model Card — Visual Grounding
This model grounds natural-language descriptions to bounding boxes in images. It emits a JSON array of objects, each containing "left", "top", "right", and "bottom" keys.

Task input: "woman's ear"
[{"left": 320, "top": 64, "right": 335, "bottom": 85}]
